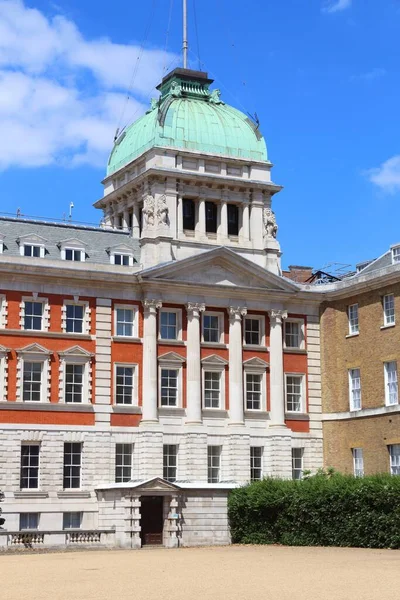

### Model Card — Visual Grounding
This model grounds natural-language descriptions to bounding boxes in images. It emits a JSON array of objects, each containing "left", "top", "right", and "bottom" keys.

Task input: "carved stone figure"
[
  {"left": 157, "top": 195, "right": 169, "bottom": 227},
  {"left": 146, "top": 97, "right": 159, "bottom": 114},
  {"left": 142, "top": 195, "right": 155, "bottom": 227},
  {"left": 170, "top": 81, "right": 182, "bottom": 97},
  {"left": 209, "top": 89, "right": 224, "bottom": 105},
  {"left": 263, "top": 207, "right": 278, "bottom": 239}
]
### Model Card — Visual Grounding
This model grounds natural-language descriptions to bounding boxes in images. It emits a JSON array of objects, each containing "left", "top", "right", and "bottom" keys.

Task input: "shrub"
[{"left": 228, "top": 473, "right": 400, "bottom": 549}]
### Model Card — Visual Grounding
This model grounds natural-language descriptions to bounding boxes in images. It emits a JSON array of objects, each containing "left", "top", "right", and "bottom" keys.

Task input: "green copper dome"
[{"left": 107, "top": 69, "right": 268, "bottom": 176}]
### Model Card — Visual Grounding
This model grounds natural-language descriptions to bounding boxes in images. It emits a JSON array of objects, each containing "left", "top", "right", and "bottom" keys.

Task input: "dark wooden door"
[{"left": 140, "top": 496, "right": 164, "bottom": 545}]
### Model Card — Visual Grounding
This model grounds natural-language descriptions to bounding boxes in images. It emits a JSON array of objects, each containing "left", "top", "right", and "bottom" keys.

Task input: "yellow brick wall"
[
  {"left": 323, "top": 415, "right": 400, "bottom": 475},
  {"left": 321, "top": 282, "right": 400, "bottom": 474}
]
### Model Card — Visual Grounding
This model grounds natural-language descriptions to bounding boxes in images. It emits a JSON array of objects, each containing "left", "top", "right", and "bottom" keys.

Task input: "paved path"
[{"left": 1, "top": 545, "right": 399, "bottom": 600}]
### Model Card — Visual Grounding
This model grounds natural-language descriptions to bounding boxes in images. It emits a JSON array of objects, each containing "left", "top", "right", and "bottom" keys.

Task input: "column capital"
[
  {"left": 142, "top": 299, "right": 162, "bottom": 315},
  {"left": 228, "top": 306, "right": 247, "bottom": 322},
  {"left": 269, "top": 309, "right": 288, "bottom": 325},
  {"left": 186, "top": 302, "right": 205, "bottom": 319}
]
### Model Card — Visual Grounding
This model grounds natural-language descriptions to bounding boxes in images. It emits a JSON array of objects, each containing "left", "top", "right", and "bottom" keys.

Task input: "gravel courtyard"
[{"left": 1, "top": 545, "right": 399, "bottom": 600}]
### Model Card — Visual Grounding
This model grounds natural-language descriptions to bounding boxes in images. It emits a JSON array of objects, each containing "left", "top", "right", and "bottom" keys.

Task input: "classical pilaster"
[
  {"left": 268, "top": 309, "right": 288, "bottom": 426},
  {"left": 241, "top": 201, "right": 250, "bottom": 242},
  {"left": 132, "top": 203, "right": 141, "bottom": 238},
  {"left": 142, "top": 299, "right": 162, "bottom": 422},
  {"left": 228, "top": 306, "right": 247, "bottom": 425},
  {"left": 186, "top": 302, "right": 205, "bottom": 423},
  {"left": 122, "top": 207, "right": 130, "bottom": 232},
  {"left": 219, "top": 199, "right": 228, "bottom": 240},
  {"left": 198, "top": 199, "right": 206, "bottom": 237}
]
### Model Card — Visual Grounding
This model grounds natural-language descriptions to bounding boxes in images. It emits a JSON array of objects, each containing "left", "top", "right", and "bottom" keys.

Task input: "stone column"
[
  {"left": 132, "top": 203, "right": 141, "bottom": 238},
  {"left": 198, "top": 199, "right": 206, "bottom": 237},
  {"left": 241, "top": 202, "right": 250, "bottom": 242},
  {"left": 268, "top": 310, "right": 288, "bottom": 426},
  {"left": 177, "top": 194, "right": 182, "bottom": 237},
  {"left": 219, "top": 200, "right": 228, "bottom": 241},
  {"left": 142, "top": 299, "right": 162, "bottom": 422},
  {"left": 228, "top": 306, "right": 247, "bottom": 425},
  {"left": 186, "top": 303, "right": 205, "bottom": 424},
  {"left": 122, "top": 208, "right": 130, "bottom": 232}
]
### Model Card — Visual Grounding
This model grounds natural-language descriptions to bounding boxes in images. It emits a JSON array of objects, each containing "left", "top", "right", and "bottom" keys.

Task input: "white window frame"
[
  {"left": 62, "top": 300, "right": 90, "bottom": 335},
  {"left": 202, "top": 311, "right": 224, "bottom": 344},
  {"left": 201, "top": 355, "right": 228, "bottom": 410},
  {"left": 207, "top": 445, "right": 221, "bottom": 483},
  {"left": 0, "top": 345, "right": 9, "bottom": 401},
  {"left": 348, "top": 304, "right": 359, "bottom": 335},
  {"left": 20, "top": 513, "right": 40, "bottom": 530},
  {"left": 243, "top": 358, "right": 268, "bottom": 412},
  {"left": 114, "top": 363, "right": 138, "bottom": 405},
  {"left": 389, "top": 444, "right": 400, "bottom": 475},
  {"left": 20, "top": 443, "right": 40, "bottom": 490},
  {"left": 60, "top": 239, "right": 87, "bottom": 262},
  {"left": 243, "top": 315, "right": 265, "bottom": 347},
  {"left": 115, "top": 443, "right": 133, "bottom": 483},
  {"left": 292, "top": 448, "right": 304, "bottom": 480},
  {"left": 158, "top": 352, "right": 185, "bottom": 408},
  {"left": 17, "top": 344, "right": 52, "bottom": 403},
  {"left": 109, "top": 245, "right": 135, "bottom": 266},
  {"left": 18, "top": 234, "right": 47, "bottom": 258},
  {"left": 250, "top": 447, "right": 263, "bottom": 481},
  {"left": 284, "top": 318, "right": 305, "bottom": 350},
  {"left": 352, "top": 448, "right": 364, "bottom": 477},
  {"left": 384, "top": 361, "right": 398, "bottom": 406},
  {"left": 383, "top": 294, "right": 395, "bottom": 327},
  {"left": 285, "top": 373, "right": 306, "bottom": 413},
  {"left": 21, "top": 244, "right": 45, "bottom": 258},
  {"left": 63, "top": 442, "right": 82, "bottom": 489},
  {"left": 159, "top": 308, "right": 182, "bottom": 341},
  {"left": 21, "top": 296, "right": 50, "bottom": 332},
  {"left": 163, "top": 444, "right": 178, "bottom": 482},
  {"left": 349, "top": 368, "right": 362, "bottom": 411},
  {"left": 58, "top": 346, "right": 93, "bottom": 404},
  {"left": 63, "top": 512, "right": 82, "bottom": 530},
  {"left": 114, "top": 304, "right": 138, "bottom": 338},
  {"left": 392, "top": 246, "right": 400, "bottom": 264},
  {"left": 203, "top": 370, "right": 222, "bottom": 409}
]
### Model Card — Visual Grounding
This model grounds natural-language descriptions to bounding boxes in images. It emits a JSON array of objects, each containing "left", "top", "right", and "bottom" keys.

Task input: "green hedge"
[{"left": 228, "top": 473, "right": 400, "bottom": 549}]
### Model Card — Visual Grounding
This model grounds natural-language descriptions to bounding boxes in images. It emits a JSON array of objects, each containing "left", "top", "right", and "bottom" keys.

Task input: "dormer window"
[
  {"left": 392, "top": 246, "right": 400, "bottom": 264},
  {"left": 65, "top": 248, "right": 84, "bottom": 262},
  {"left": 24, "top": 245, "right": 41, "bottom": 258},
  {"left": 108, "top": 245, "right": 135, "bottom": 266},
  {"left": 18, "top": 235, "right": 47, "bottom": 258},
  {"left": 59, "top": 239, "right": 87, "bottom": 262}
]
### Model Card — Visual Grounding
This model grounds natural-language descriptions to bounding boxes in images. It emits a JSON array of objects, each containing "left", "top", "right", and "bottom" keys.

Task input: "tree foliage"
[{"left": 228, "top": 472, "right": 400, "bottom": 549}]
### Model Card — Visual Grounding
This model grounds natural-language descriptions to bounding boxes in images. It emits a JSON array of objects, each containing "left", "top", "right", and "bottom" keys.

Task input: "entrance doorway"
[{"left": 140, "top": 496, "right": 164, "bottom": 546}]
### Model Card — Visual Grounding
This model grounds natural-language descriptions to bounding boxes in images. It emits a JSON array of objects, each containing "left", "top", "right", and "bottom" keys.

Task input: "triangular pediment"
[
  {"left": 128, "top": 477, "right": 181, "bottom": 492},
  {"left": 140, "top": 247, "right": 299, "bottom": 292},
  {"left": 18, "top": 233, "right": 48, "bottom": 244},
  {"left": 58, "top": 345, "right": 94, "bottom": 358},
  {"left": 59, "top": 238, "right": 87, "bottom": 249},
  {"left": 108, "top": 243, "right": 134, "bottom": 253},
  {"left": 243, "top": 357, "right": 269, "bottom": 369},
  {"left": 201, "top": 354, "right": 229, "bottom": 366},
  {"left": 17, "top": 343, "right": 51, "bottom": 355},
  {"left": 158, "top": 351, "right": 186, "bottom": 364}
]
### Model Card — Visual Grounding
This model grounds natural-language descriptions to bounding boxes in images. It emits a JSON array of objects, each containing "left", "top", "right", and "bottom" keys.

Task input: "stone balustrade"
[{"left": 0, "top": 529, "right": 115, "bottom": 551}]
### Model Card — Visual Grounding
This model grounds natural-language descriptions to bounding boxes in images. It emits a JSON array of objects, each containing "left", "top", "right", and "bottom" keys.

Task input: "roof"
[
  {"left": 0, "top": 216, "right": 140, "bottom": 265},
  {"left": 107, "top": 68, "right": 268, "bottom": 176}
]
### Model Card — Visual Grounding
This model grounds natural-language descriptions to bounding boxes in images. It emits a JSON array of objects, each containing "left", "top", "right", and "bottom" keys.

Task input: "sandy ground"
[{"left": 1, "top": 545, "right": 399, "bottom": 600}]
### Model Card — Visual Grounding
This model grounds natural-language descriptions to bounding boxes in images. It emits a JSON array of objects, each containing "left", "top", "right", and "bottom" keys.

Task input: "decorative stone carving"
[
  {"left": 263, "top": 207, "right": 278, "bottom": 239},
  {"left": 170, "top": 81, "right": 182, "bottom": 97},
  {"left": 142, "top": 299, "right": 162, "bottom": 315},
  {"left": 228, "top": 306, "right": 247, "bottom": 322},
  {"left": 186, "top": 302, "right": 205, "bottom": 319},
  {"left": 157, "top": 195, "right": 169, "bottom": 227},
  {"left": 146, "top": 97, "right": 159, "bottom": 113},
  {"left": 268, "top": 309, "right": 288, "bottom": 325},
  {"left": 209, "top": 89, "right": 224, "bottom": 105},
  {"left": 142, "top": 195, "right": 155, "bottom": 227}
]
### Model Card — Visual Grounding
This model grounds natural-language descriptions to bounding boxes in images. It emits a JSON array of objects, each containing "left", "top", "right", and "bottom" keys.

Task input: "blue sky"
[{"left": 1, "top": 0, "right": 400, "bottom": 271}]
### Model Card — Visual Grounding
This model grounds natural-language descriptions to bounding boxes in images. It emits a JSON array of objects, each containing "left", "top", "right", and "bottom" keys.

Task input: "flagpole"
[{"left": 183, "top": 0, "right": 188, "bottom": 68}]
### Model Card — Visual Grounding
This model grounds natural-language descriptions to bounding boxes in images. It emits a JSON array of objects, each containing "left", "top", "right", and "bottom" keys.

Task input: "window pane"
[
  {"left": 227, "top": 204, "right": 239, "bottom": 236},
  {"left": 246, "top": 374, "right": 262, "bottom": 410},
  {"left": 245, "top": 318, "right": 260, "bottom": 345},
  {"left": 160, "top": 369, "right": 178, "bottom": 406},
  {"left": 163, "top": 444, "right": 178, "bottom": 482},
  {"left": 207, "top": 446, "right": 221, "bottom": 483},
  {"left": 116, "top": 308, "right": 134, "bottom": 337},
  {"left": 65, "top": 364, "right": 84, "bottom": 403},
  {"left": 63, "top": 443, "right": 82, "bottom": 489},
  {"left": 24, "top": 301, "right": 43, "bottom": 330},
  {"left": 349, "top": 369, "right": 361, "bottom": 410},
  {"left": 20, "top": 445, "right": 40, "bottom": 489},
  {"left": 23, "top": 362, "right": 42, "bottom": 402},
  {"left": 160, "top": 311, "right": 178, "bottom": 340},
  {"left": 286, "top": 376, "right": 303, "bottom": 412},
  {"left": 385, "top": 362, "right": 398, "bottom": 406},
  {"left": 205, "top": 202, "right": 218, "bottom": 233},
  {"left": 348, "top": 304, "right": 359, "bottom": 334},
  {"left": 66, "top": 304, "right": 84, "bottom": 333},
  {"left": 285, "top": 321, "right": 301, "bottom": 348},
  {"left": 63, "top": 512, "right": 82, "bottom": 529},
  {"left": 115, "top": 366, "right": 134, "bottom": 405},
  {"left": 383, "top": 295, "right": 395, "bottom": 326},
  {"left": 20, "top": 513, "right": 39, "bottom": 530},
  {"left": 352, "top": 448, "right": 364, "bottom": 477},
  {"left": 250, "top": 447, "right": 263, "bottom": 481},
  {"left": 292, "top": 448, "right": 303, "bottom": 480},
  {"left": 390, "top": 445, "right": 400, "bottom": 475},
  {"left": 203, "top": 315, "right": 220, "bottom": 343},
  {"left": 115, "top": 444, "right": 133, "bottom": 482},
  {"left": 183, "top": 199, "right": 195, "bottom": 230},
  {"left": 204, "top": 371, "right": 220, "bottom": 408}
]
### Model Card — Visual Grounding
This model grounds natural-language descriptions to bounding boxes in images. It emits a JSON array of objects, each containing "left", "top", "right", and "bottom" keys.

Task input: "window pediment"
[
  {"left": 17, "top": 234, "right": 48, "bottom": 245},
  {"left": 58, "top": 345, "right": 94, "bottom": 358},
  {"left": 243, "top": 357, "right": 269, "bottom": 369},
  {"left": 58, "top": 238, "right": 88, "bottom": 250},
  {"left": 158, "top": 351, "right": 186, "bottom": 365},
  {"left": 201, "top": 354, "right": 228, "bottom": 367},
  {"left": 107, "top": 243, "right": 134, "bottom": 254},
  {"left": 17, "top": 343, "right": 52, "bottom": 356}
]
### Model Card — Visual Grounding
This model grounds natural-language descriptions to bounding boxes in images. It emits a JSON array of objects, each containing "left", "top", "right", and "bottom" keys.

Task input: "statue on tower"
[
  {"left": 263, "top": 207, "right": 278, "bottom": 239},
  {"left": 142, "top": 194, "right": 156, "bottom": 227},
  {"left": 157, "top": 195, "right": 169, "bottom": 227}
]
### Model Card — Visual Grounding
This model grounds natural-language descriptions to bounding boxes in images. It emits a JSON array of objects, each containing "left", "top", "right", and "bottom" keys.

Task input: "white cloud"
[
  {"left": 0, "top": 0, "right": 178, "bottom": 170},
  {"left": 367, "top": 156, "right": 400, "bottom": 194},
  {"left": 350, "top": 68, "right": 387, "bottom": 82},
  {"left": 322, "top": 0, "right": 352, "bottom": 14}
]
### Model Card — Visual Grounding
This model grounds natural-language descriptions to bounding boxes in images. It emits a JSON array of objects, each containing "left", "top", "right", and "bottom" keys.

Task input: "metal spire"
[{"left": 183, "top": 0, "right": 188, "bottom": 68}]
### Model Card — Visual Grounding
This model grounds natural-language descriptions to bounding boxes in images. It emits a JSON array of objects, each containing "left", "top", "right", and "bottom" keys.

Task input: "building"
[
  {"left": 0, "top": 67, "right": 324, "bottom": 550},
  {"left": 321, "top": 245, "right": 400, "bottom": 477}
]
